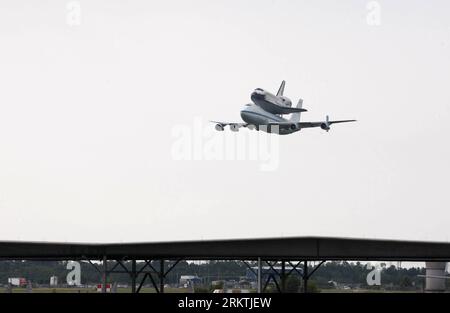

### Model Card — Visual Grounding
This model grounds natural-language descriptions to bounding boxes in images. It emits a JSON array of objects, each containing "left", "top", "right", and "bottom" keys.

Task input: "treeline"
[
  {"left": 313, "top": 261, "right": 426, "bottom": 290},
  {"left": 0, "top": 260, "right": 427, "bottom": 290},
  {"left": 0, "top": 260, "right": 245, "bottom": 286}
]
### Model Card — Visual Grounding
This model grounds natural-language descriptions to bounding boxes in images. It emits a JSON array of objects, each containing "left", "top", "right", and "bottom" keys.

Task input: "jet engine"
[
  {"left": 230, "top": 124, "right": 240, "bottom": 132},
  {"left": 215, "top": 124, "right": 224, "bottom": 131},
  {"left": 320, "top": 115, "right": 331, "bottom": 132},
  {"left": 320, "top": 123, "right": 330, "bottom": 131}
]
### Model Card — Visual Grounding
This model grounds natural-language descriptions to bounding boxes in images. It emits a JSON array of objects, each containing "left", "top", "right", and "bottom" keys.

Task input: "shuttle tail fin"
[
  {"left": 289, "top": 99, "right": 303, "bottom": 122},
  {"left": 276, "top": 80, "right": 286, "bottom": 97}
]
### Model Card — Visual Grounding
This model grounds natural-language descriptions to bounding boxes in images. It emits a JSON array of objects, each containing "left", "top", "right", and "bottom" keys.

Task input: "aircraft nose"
[{"left": 240, "top": 110, "right": 251, "bottom": 122}]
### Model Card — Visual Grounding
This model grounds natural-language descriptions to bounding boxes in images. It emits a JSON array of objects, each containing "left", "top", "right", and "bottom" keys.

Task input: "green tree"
[
  {"left": 400, "top": 276, "right": 412, "bottom": 288},
  {"left": 285, "top": 276, "right": 301, "bottom": 293}
]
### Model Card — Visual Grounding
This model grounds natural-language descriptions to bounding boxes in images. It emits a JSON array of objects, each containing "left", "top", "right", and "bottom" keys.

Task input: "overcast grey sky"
[{"left": 0, "top": 0, "right": 449, "bottom": 243}]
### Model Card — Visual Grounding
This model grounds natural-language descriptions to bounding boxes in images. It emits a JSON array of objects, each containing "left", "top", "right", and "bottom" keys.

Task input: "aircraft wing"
[{"left": 298, "top": 119, "right": 356, "bottom": 129}]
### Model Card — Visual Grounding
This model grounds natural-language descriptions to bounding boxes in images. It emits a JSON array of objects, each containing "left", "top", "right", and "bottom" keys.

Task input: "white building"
[{"left": 50, "top": 276, "right": 58, "bottom": 287}]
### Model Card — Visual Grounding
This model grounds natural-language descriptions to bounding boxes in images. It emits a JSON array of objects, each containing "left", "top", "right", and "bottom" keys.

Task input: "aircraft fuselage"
[{"left": 240, "top": 104, "right": 299, "bottom": 135}]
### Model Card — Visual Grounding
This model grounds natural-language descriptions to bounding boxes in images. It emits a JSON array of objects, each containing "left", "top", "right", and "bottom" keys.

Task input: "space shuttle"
[{"left": 250, "top": 80, "right": 307, "bottom": 115}]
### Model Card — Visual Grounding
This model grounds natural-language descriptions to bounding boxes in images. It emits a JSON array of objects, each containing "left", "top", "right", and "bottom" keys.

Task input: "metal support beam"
[
  {"left": 160, "top": 259, "right": 164, "bottom": 293},
  {"left": 130, "top": 259, "right": 183, "bottom": 294},
  {"left": 307, "top": 260, "right": 326, "bottom": 280},
  {"left": 136, "top": 273, "right": 148, "bottom": 293},
  {"left": 102, "top": 255, "right": 107, "bottom": 293},
  {"left": 143, "top": 260, "right": 158, "bottom": 275},
  {"left": 131, "top": 259, "right": 136, "bottom": 293},
  {"left": 108, "top": 261, "right": 121, "bottom": 274},
  {"left": 257, "top": 257, "right": 262, "bottom": 293},
  {"left": 287, "top": 261, "right": 303, "bottom": 276},
  {"left": 263, "top": 261, "right": 282, "bottom": 293},
  {"left": 148, "top": 272, "right": 160, "bottom": 293},
  {"left": 242, "top": 260, "right": 257, "bottom": 276},
  {"left": 86, "top": 258, "right": 102, "bottom": 275},
  {"left": 263, "top": 274, "right": 273, "bottom": 292},
  {"left": 265, "top": 261, "right": 279, "bottom": 277},
  {"left": 302, "top": 260, "right": 326, "bottom": 293},
  {"left": 135, "top": 260, "right": 160, "bottom": 293},
  {"left": 272, "top": 274, "right": 281, "bottom": 292},
  {"left": 164, "top": 259, "right": 182, "bottom": 277},
  {"left": 281, "top": 260, "right": 286, "bottom": 293},
  {"left": 115, "top": 260, "right": 130, "bottom": 273},
  {"left": 303, "top": 260, "right": 308, "bottom": 293}
]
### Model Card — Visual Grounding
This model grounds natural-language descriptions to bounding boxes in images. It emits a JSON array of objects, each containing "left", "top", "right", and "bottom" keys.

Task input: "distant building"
[
  {"left": 179, "top": 275, "right": 201, "bottom": 287},
  {"left": 239, "top": 279, "right": 252, "bottom": 289},
  {"left": 8, "top": 278, "right": 27, "bottom": 287},
  {"left": 50, "top": 276, "right": 58, "bottom": 287},
  {"left": 211, "top": 280, "right": 224, "bottom": 287}
]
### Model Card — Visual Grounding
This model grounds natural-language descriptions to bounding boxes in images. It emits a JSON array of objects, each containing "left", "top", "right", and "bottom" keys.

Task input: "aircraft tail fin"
[
  {"left": 289, "top": 98, "right": 303, "bottom": 122},
  {"left": 276, "top": 80, "right": 286, "bottom": 97}
]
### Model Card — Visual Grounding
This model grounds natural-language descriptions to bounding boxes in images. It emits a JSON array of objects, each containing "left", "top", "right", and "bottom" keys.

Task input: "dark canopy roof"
[{"left": 1, "top": 237, "right": 450, "bottom": 261}]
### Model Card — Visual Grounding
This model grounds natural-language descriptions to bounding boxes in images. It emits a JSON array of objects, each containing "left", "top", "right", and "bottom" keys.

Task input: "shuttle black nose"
[{"left": 251, "top": 88, "right": 265, "bottom": 105}]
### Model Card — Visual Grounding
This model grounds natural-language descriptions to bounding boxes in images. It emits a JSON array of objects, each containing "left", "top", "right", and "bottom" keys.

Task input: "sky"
[{"left": 0, "top": 0, "right": 449, "bottom": 243}]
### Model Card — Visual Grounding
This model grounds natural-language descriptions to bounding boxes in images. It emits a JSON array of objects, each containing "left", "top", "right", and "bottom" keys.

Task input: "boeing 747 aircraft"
[{"left": 212, "top": 81, "right": 356, "bottom": 135}]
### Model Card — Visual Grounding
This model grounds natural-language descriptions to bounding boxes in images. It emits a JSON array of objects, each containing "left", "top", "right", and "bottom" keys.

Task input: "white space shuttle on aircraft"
[{"left": 212, "top": 81, "right": 356, "bottom": 135}]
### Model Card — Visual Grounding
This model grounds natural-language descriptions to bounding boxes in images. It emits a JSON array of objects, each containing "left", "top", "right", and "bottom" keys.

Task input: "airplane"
[{"left": 212, "top": 81, "right": 356, "bottom": 135}]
